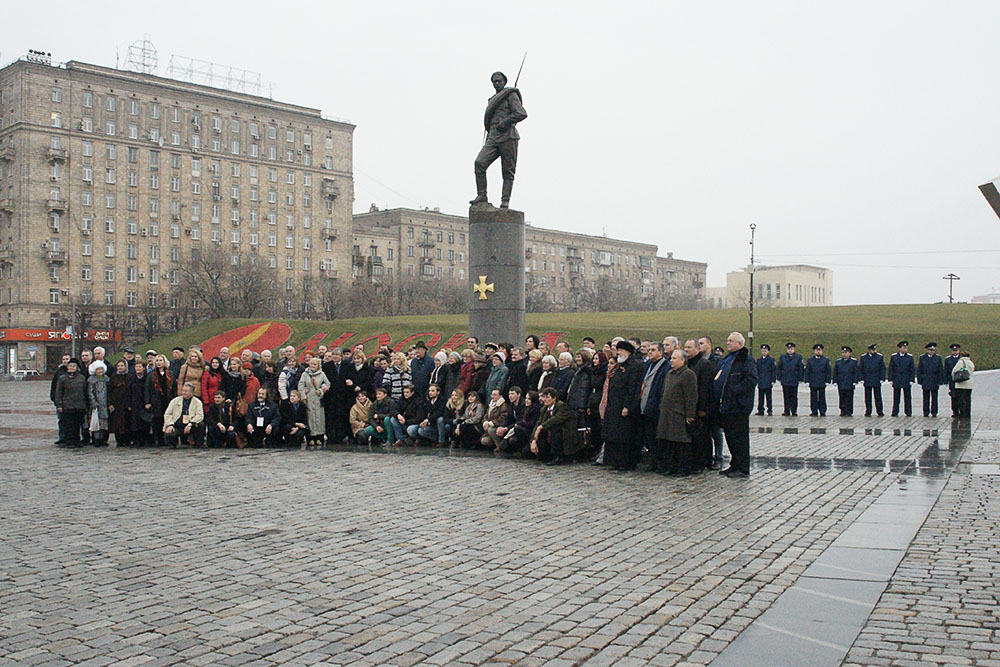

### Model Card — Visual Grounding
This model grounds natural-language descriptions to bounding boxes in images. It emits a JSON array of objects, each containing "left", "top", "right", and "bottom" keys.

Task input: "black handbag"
[{"left": 953, "top": 366, "right": 970, "bottom": 383}]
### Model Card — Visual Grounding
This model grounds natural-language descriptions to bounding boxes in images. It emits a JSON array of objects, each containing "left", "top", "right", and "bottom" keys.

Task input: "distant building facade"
[
  {"left": 0, "top": 55, "right": 354, "bottom": 372},
  {"left": 971, "top": 291, "right": 1000, "bottom": 304},
  {"left": 711, "top": 264, "right": 833, "bottom": 308},
  {"left": 352, "top": 206, "right": 707, "bottom": 310}
]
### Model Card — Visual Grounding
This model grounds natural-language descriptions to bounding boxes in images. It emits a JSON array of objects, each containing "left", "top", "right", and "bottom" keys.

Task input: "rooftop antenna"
[{"left": 124, "top": 35, "right": 158, "bottom": 74}]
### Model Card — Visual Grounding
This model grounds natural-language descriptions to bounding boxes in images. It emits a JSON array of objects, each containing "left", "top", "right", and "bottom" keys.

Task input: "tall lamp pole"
[
  {"left": 942, "top": 273, "right": 960, "bottom": 304},
  {"left": 748, "top": 223, "right": 756, "bottom": 353}
]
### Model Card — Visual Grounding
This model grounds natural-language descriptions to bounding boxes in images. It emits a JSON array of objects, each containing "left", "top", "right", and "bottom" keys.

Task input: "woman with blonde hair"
[
  {"left": 526, "top": 348, "right": 544, "bottom": 392},
  {"left": 298, "top": 356, "right": 331, "bottom": 447},
  {"left": 175, "top": 347, "right": 206, "bottom": 396},
  {"left": 382, "top": 351, "right": 412, "bottom": 400}
]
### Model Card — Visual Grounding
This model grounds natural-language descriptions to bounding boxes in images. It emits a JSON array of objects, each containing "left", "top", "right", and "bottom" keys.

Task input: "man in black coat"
[
  {"left": 602, "top": 340, "right": 645, "bottom": 470},
  {"left": 50, "top": 353, "right": 71, "bottom": 444},
  {"left": 684, "top": 338, "right": 716, "bottom": 472},
  {"left": 322, "top": 348, "right": 350, "bottom": 444},
  {"left": 714, "top": 332, "right": 758, "bottom": 478},
  {"left": 944, "top": 343, "right": 962, "bottom": 417},
  {"left": 917, "top": 342, "right": 945, "bottom": 417},
  {"left": 639, "top": 342, "right": 670, "bottom": 472}
]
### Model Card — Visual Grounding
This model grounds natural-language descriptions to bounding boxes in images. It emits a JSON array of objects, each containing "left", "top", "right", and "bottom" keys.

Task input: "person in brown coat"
[
  {"left": 175, "top": 348, "right": 206, "bottom": 396},
  {"left": 655, "top": 349, "right": 699, "bottom": 475}
]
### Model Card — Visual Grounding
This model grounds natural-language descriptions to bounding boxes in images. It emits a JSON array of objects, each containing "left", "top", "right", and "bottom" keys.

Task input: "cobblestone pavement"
[
  {"left": 0, "top": 380, "right": 996, "bottom": 666},
  {"left": 843, "top": 373, "right": 1000, "bottom": 667}
]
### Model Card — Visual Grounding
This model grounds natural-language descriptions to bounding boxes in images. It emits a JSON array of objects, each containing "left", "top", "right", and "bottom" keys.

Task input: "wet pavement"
[{"left": 1, "top": 378, "right": 998, "bottom": 666}]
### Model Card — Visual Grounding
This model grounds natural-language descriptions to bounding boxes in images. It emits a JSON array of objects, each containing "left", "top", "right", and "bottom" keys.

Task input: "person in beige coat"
[
  {"left": 951, "top": 351, "right": 974, "bottom": 419},
  {"left": 175, "top": 348, "right": 206, "bottom": 396}
]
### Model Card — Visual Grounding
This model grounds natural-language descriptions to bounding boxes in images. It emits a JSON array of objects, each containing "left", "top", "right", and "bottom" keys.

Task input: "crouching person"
[
  {"left": 350, "top": 391, "right": 373, "bottom": 444},
  {"left": 417, "top": 384, "right": 449, "bottom": 445},
  {"left": 530, "top": 387, "right": 574, "bottom": 465},
  {"left": 281, "top": 390, "right": 310, "bottom": 448},
  {"left": 246, "top": 387, "right": 281, "bottom": 447},
  {"left": 206, "top": 390, "right": 238, "bottom": 448},
  {"left": 163, "top": 382, "right": 206, "bottom": 448},
  {"left": 363, "top": 386, "right": 399, "bottom": 445}
]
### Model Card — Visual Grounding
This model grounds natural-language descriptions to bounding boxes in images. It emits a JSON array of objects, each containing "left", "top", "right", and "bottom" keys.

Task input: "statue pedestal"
[{"left": 468, "top": 206, "right": 526, "bottom": 346}]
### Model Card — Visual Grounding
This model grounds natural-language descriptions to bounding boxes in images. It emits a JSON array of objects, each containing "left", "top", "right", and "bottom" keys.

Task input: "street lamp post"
[{"left": 748, "top": 223, "right": 756, "bottom": 353}]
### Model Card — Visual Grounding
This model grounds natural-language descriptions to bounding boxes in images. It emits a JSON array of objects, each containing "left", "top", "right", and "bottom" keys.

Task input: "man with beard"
[{"left": 601, "top": 340, "right": 644, "bottom": 471}]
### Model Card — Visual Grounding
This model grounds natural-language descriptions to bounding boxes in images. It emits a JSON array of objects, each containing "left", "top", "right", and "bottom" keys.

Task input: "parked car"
[{"left": 13, "top": 369, "right": 41, "bottom": 380}]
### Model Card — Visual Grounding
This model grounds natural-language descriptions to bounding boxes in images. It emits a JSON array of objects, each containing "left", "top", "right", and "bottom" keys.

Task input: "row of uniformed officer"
[{"left": 755, "top": 341, "right": 961, "bottom": 418}]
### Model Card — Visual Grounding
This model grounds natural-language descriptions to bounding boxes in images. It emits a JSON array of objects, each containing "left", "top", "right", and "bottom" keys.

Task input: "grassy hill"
[{"left": 139, "top": 304, "right": 1000, "bottom": 369}]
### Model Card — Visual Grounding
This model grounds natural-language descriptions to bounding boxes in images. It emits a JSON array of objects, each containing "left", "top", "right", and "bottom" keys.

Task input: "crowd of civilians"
[{"left": 49, "top": 332, "right": 975, "bottom": 479}]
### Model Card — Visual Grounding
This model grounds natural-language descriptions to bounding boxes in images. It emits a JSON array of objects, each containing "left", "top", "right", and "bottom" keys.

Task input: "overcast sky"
[{"left": 5, "top": 1, "right": 1000, "bottom": 304}]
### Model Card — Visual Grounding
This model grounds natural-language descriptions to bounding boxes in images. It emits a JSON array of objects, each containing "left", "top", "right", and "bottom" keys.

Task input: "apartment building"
[
  {"left": 352, "top": 206, "right": 707, "bottom": 308},
  {"left": 0, "top": 54, "right": 354, "bottom": 372}
]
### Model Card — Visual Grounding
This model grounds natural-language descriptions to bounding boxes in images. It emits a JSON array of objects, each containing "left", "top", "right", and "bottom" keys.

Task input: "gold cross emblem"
[{"left": 473, "top": 275, "right": 494, "bottom": 300}]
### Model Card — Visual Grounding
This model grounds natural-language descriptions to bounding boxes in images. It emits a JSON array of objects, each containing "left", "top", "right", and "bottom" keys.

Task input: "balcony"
[
  {"left": 46, "top": 198, "right": 68, "bottom": 211},
  {"left": 0, "top": 198, "right": 13, "bottom": 214},
  {"left": 418, "top": 239, "right": 435, "bottom": 248},
  {"left": 321, "top": 227, "right": 338, "bottom": 239},
  {"left": 322, "top": 268, "right": 339, "bottom": 279},
  {"left": 0, "top": 246, "right": 14, "bottom": 260},
  {"left": 46, "top": 250, "right": 68, "bottom": 263},
  {"left": 0, "top": 144, "right": 15, "bottom": 162},
  {"left": 352, "top": 254, "right": 366, "bottom": 266},
  {"left": 321, "top": 178, "right": 339, "bottom": 200},
  {"left": 46, "top": 147, "right": 68, "bottom": 162}
]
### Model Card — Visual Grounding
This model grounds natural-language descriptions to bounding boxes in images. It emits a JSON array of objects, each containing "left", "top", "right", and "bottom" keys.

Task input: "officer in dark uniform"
[
  {"left": 887, "top": 340, "right": 915, "bottom": 417},
  {"left": 832, "top": 346, "right": 860, "bottom": 416},
  {"left": 755, "top": 344, "right": 776, "bottom": 415},
  {"left": 917, "top": 342, "right": 945, "bottom": 417},
  {"left": 805, "top": 344, "right": 832, "bottom": 416},
  {"left": 859, "top": 344, "right": 886, "bottom": 416},
  {"left": 775, "top": 342, "right": 804, "bottom": 416},
  {"left": 944, "top": 343, "right": 962, "bottom": 417}
]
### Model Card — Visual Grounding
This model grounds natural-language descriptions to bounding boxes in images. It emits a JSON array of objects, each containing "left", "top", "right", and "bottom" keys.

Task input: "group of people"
[
  {"left": 754, "top": 340, "right": 975, "bottom": 419},
  {"left": 49, "top": 332, "right": 761, "bottom": 478}
]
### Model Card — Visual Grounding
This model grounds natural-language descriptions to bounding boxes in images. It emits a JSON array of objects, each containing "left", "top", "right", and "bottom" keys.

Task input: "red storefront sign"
[{"left": 0, "top": 328, "right": 121, "bottom": 343}]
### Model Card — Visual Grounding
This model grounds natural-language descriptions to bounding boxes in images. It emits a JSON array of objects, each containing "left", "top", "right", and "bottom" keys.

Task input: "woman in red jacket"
[
  {"left": 201, "top": 356, "right": 225, "bottom": 406},
  {"left": 458, "top": 348, "right": 476, "bottom": 395}
]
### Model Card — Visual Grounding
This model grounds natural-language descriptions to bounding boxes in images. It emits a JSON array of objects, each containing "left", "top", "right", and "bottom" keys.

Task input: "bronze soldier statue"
[{"left": 471, "top": 71, "right": 527, "bottom": 209}]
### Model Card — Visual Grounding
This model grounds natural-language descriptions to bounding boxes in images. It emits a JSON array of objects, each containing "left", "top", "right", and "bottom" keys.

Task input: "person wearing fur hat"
[
  {"left": 86, "top": 360, "right": 110, "bottom": 446},
  {"left": 484, "top": 350, "right": 510, "bottom": 398}
]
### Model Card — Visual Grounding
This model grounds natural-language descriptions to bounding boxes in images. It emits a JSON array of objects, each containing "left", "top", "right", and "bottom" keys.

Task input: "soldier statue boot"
[
  {"left": 470, "top": 172, "right": 489, "bottom": 206},
  {"left": 500, "top": 179, "right": 513, "bottom": 209}
]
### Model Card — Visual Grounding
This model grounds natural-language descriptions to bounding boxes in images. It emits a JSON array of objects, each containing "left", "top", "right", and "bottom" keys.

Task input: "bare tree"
[{"left": 180, "top": 249, "right": 278, "bottom": 319}]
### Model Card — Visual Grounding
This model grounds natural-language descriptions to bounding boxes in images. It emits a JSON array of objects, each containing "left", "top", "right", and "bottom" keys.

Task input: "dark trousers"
[
  {"left": 781, "top": 385, "right": 798, "bottom": 415},
  {"left": 953, "top": 388, "right": 971, "bottom": 418},
  {"left": 691, "top": 418, "right": 712, "bottom": 469},
  {"left": 809, "top": 386, "right": 827, "bottom": 415},
  {"left": 247, "top": 426, "right": 278, "bottom": 448},
  {"left": 718, "top": 413, "right": 751, "bottom": 474},
  {"left": 864, "top": 385, "right": 884, "bottom": 416},
  {"left": 642, "top": 414, "right": 660, "bottom": 464},
  {"left": 62, "top": 410, "right": 85, "bottom": 446},
  {"left": 892, "top": 386, "right": 912, "bottom": 416},
  {"left": 283, "top": 425, "right": 309, "bottom": 447},
  {"left": 164, "top": 420, "right": 205, "bottom": 447},
  {"left": 324, "top": 406, "right": 349, "bottom": 443},
  {"left": 922, "top": 387, "right": 939, "bottom": 417},
  {"left": 474, "top": 139, "right": 518, "bottom": 182},
  {"left": 756, "top": 387, "right": 772, "bottom": 415},
  {"left": 56, "top": 407, "right": 67, "bottom": 442},
  {"left": 541, "top": 424, "right": 564, "bottom": 460},
  {"left": 663, "top": 439, "right": 693, "bottom": 475},
  {"left": 838, "top": 388, "right": 855, "bottom": 415},
  {"left": 206, "top": 425, "right": 237, "bottom": 448}
]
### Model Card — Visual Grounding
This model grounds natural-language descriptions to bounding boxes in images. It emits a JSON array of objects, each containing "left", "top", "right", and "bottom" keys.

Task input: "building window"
[
  {"left": 105, "top": 266, "right": 115, "bottom": 282},
  {"left": 82, "top": 90, "right": 93, "bottom": 108}
]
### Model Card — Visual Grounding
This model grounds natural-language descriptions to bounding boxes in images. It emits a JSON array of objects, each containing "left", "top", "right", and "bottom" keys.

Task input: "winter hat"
[
  {"left": 435, "top": 350, "right": 448, "bottom": 365},
  {"left": 88, "top": 360, "right": 107, "bottom": 375}
]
